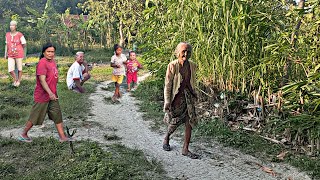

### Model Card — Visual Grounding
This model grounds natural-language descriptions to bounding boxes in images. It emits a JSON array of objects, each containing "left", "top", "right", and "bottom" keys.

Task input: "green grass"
[
  {"left": 132, "top": 77, "right": 164, "bottom": 130},
  {"left": 91, "top": 64, "right": 113, "bottom": 82},
  {"left": 83, "top": 48, "right": 114, "bottom": 64},
  {"left": 194, "top": 118, "right": 282, "bottom": 158},
  {"left": 194, "top": 118, "right": 320, "bottom": 179},
  {"left": 57, "top": 81, "right": 95, "bottom": 120},
  {"left": 0, "top": 137, "right": 168, "bottom": 180},
  {"left": 0, "top": 79, "right": 35, "bottom": 127}
]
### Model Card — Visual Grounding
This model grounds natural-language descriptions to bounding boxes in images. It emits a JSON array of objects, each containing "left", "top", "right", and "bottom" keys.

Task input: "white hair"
[
  {"left": 175, "top": 42, "right": 192, "bottom": 57},
  {"left": 10, "top": 21, "right": 17, "bottom": 26},
  {"left": 76, "top": 51, "right": 84, "bottom": 56}
]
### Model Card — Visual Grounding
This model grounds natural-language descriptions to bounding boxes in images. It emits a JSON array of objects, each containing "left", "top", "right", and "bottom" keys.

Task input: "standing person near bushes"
[
  {"left": 4, "top": 20, "right": 27, "bottom": 87},
  {"left": 18, "top": 43, "right": 73, "bottom": 143},
  {"left": 110, "top": 44, "right": 127, "bottom": 101},
  {"left": 162, "top": 42, "right": 199, "bottom": 159}
]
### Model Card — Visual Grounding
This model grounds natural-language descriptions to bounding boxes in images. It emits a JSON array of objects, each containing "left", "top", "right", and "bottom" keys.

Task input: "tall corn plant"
[{"left": 139, "top": 0, "right": 287, "bottom": 94}]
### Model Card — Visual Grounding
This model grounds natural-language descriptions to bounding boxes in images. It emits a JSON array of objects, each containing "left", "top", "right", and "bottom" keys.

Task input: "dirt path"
[{"left": 0, "top": 74, "right": 311, "bottom": 180}]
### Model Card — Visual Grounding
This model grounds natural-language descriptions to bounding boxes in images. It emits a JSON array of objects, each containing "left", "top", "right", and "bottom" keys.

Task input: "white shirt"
[
  {"left": 111, "top": 54, "right": 127, "bottom": 75},
  {"left": 66, "top": 61, "right": 85, "bottom": 89}
]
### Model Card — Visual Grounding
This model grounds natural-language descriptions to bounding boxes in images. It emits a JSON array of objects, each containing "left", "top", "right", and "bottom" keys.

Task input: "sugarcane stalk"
[
  {"left": 259, "top": 96, "right": 265, "bottom": 121},
  {"left": 310, "top": 138, "right": 314, "bottom": 155},
  {"left": 316, "top": 138, "right": 320, "bottom": 155}
]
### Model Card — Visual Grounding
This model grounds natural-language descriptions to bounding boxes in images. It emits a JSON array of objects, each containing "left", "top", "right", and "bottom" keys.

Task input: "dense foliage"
[
  {"left": 80, "top": 0, "right": 144, "bottom": 48},
  {"left": 0, "top": 0, "right": 84, "bottom": 17}
]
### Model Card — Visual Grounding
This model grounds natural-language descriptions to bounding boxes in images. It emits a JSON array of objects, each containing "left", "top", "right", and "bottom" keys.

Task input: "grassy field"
[
  {"left": 132, "top": 77, "right": 320, "bottom": 179},
  {"left": 0, "top": 53, "right": 169, "bottom": 179}
]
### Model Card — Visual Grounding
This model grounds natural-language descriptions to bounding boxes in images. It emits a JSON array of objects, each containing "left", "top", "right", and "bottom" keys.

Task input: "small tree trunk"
[
  {"left": 311, "top": 138, "right": 314, "bottom": 155},
  {"left": 316, "top": 138, "right": 320, "bottom": 155},
  {"left": 281, "top": 0, "right": 305, "bottom": 86},
  {"left": 100, "top": 30, "right": 103, "bottom": 48},
  {"left": 106, "top": 24, "right": 112, "bottom": 48},
  {"left": 119, "top": 20, "right": 124, "bottom": 47}
]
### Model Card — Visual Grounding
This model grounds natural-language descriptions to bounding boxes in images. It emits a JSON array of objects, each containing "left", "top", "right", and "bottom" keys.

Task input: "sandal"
[
  {"left": 17, "top": 135, "right": 32, "bottom": 143},
  {"left": 162, "top": 144, "right": 171, "bottom": 151},
  {"left": 182, "top": 151, "right": 199, "bottom": 159}
]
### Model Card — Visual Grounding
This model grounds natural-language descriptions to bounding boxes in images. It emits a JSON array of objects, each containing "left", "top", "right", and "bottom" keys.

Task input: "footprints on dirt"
[
  {"left": 104, "top": 127, "right": 121, "bottom": 141},
  {"left": 104, "top": 96, "right": 121, "bottom": 104},
  {"left": 100, "top": 82, "right": 131, "bottom": 105},
  {"left": 104, "top": 134, "right": 122, "bottom": 141}
]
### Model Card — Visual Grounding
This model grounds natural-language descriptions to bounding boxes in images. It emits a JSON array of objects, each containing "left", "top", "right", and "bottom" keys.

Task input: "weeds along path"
[{"left": 0, "top": 74, "right": 311, "bottom": 180}]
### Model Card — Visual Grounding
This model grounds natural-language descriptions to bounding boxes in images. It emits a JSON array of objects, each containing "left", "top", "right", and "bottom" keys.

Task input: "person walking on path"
[
  {"left": 162, "top": 42, "right": 199, "bottom": 159},
  {"left": 126, "top": 51, "right": 142, "bottom": 91},
  {"left": 66, "top": 51, "right": 91, "bottom": 93},
  {"left": 110, "top": 44, "right": 127, "bottom": 101},
  {"left": 4, "top": 20, "right": 27, "bottom": 87},
  {"left": 18, "top": 43, "right": 73, "bottom": 143}
]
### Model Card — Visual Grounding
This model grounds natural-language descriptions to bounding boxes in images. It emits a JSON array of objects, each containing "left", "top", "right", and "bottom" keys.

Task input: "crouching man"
[{"left": 66, "top": 51, "right": 91, "bottom": 93}]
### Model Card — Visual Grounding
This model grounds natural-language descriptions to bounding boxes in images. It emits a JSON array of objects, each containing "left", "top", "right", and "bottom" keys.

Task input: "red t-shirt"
[
  {"left": 34, "top": 58, "right": 59, "bottom": 103},
  {"left": 5, "top": 32, "right": 26, "bottom": 58},
  {"left": 126, "top": 59, "right": 141, "bottom": 74}
]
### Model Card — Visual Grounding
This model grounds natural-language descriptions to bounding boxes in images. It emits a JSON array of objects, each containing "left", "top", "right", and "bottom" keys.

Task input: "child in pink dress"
[{"left": 126, "top": 51, "right": 142, "bottom": 91}]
